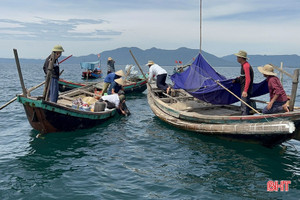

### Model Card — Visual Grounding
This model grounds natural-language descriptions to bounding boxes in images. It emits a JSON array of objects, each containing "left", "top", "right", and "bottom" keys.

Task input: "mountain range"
[{"left": 1, "top": 47, "right": 300, "bottom": 68}]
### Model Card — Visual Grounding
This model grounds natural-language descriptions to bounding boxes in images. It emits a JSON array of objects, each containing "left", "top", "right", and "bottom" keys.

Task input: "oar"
[
  {"left": 129, "top": 50, "right": 152, "bottom": 89},
  {"left": 215, "top": 80, "right": 261, "bottom": 114},
  {"left": 0, "top": 81, "right": 45, "bottom": 110},
  {"left": 59, "top": 54, "right": 73, "bottom": 64},
  {"left": 0, "top": 70, "right": 65, "bottom": 110}
]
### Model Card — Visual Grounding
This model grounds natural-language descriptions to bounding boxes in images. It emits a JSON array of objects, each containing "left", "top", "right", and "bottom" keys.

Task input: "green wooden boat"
[
  {"left": 58, "top": 75, "right": 147, "bottom": 94},
  {"left": 17, "top": 84, "right": 117, "bottom": 134}
]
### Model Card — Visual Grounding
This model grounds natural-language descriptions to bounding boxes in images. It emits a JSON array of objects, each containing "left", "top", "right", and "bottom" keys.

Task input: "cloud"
[{"left": 0, "top": 18, "right": 122, "bottom": 41}]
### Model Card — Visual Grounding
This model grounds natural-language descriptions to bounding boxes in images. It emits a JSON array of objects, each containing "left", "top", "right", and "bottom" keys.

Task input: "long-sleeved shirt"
[
  {"left": 267, "top": 76, "right": 288, "bottom": 102},
  {"left": 148, "top": 64, "right": 167, "bottom": 82},
  {"left": 236, "top": 61, "right": 253, "bottom": 94},
  {"left": 43, "top": 55, "right": 59, "bottom": 79}
]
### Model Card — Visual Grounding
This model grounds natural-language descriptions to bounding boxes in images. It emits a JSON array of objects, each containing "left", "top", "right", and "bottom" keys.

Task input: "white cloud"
[{"left": 0, "top": 0, "right": 299, "bottom": 58}]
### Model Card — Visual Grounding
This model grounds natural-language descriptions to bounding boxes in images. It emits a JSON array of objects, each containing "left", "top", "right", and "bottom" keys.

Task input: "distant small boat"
[
  {"left": 81, "top": 61, "right": 103, "bottom": 79},
  {"left": 58, "top": 75, "right": 147, "bottom": 94}
]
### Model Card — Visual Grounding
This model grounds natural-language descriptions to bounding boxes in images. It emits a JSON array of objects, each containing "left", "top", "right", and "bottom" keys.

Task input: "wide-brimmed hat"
[
  {"left": 115, "top": 78, "right": 124, "bottom": 86},
  {"left": 234, "top": 50, "right": 248, "bottom": 59},
  {"left": 108, "top": 57, "right": 113, "bottom": 61},
  {"left": 115, "top": 70, "right": 125, "bottom": 77},
  {"left": 258, "top": 64, "right": 277, "bottom": 76},
  {"left": 146, "top": 60, "right": 155, "bottom": 66},
  {"left": 52, "top": 45, "right": 64, "bottom": 52}
]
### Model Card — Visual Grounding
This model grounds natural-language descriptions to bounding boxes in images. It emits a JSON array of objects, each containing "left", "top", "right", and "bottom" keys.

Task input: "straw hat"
[
  {"left": 115, "top": 78, "right": 124, "bottom": 86},
  {"left": 258, "top": 64, "right": 277, "bottom": 76},
  {"left": 115, "top": 70, "right": 125, "bottom": 77},
  {"left": 234, "top": 50, "right": 248, "bottom": 59},
  {"left": 52, "top": 45, "right": 64, "bottom": 52},
  {"left": 108, "top": 57, "right": 113, "bottom": 61},
  {"left": 146, "top": 60, "right": 155, "bottom": 66}
]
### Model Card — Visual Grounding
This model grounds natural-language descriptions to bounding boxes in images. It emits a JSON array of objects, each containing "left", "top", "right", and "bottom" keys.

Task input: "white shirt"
[
  {"left": 148, "top": 64, "right": 167, "bottom": 82},
  {"left": 101, "top": 94, "right": 120, "bottom": 107}
]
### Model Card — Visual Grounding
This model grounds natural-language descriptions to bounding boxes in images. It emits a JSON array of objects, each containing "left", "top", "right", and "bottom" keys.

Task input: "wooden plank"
[
  {"left": 13, "top": 49, "right": 27, "bottom": 97},
  {"left": 289, "top": 69, "right": 299, "bottom": 111}
]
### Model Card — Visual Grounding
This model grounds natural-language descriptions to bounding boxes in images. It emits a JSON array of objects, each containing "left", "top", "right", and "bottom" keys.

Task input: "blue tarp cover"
[
  {"left": 80, "top": 61, "right": 100, "bottom": 70},
  {"left": 171, "top": 53, "right": 269, "bottom": 105}
]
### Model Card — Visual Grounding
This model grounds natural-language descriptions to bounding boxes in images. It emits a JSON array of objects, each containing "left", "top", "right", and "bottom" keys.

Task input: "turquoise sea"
[{"left": 0, "top": 60, "right": 300, "bottom": 200}]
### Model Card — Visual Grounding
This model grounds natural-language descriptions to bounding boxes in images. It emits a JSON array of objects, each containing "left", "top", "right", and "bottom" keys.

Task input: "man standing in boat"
[
  {"left": 107, "top": 57, "right": 115, "bottom": 74},
  {"left": 233, "top": 50, "right": 254, "bottom": 115},
  {"left": 147, "top": 60, "right": 171, "bottom": 94},
  {"left": 43, "top": 45, "right": 64, "bottom": 103},
  {"left": 258, "top": 64, "right": 289, "bottom": 114}
]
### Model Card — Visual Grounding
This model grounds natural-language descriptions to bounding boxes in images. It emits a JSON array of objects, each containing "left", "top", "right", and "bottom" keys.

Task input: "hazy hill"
[
  {"left": 1, "top": 47, "right": 299, "bottom": 68},
  {"left": 61, "top": 47, "right": 237, "bottom": 67},
  {"left": 222, "top": 54, "right": 300, "bottom": 68}
]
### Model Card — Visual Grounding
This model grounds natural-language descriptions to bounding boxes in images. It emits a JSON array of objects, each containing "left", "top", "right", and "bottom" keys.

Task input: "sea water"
[{"left": 0, "top": 62, "right": 300, "bottom": 199}]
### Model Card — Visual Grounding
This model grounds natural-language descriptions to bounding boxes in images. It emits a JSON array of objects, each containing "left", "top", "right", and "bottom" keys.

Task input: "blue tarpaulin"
[
  {"left": 80, "top": 61, "right": 100, "bottom": 70},
  {"left": 171, "top": 53, "right": 269, "bottom": 105}
]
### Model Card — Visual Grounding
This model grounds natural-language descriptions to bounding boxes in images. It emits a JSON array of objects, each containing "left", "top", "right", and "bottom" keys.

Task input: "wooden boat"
[
  {"left": 147, "top": 84, "right": 300, "bottom": 147},
  {"left": 82, "top": 70, "right": 102, "bottom": 79},
  {"left": 58, "top": 76, "right": 147, "bottom": 94},
  {"left": 17, "top": 84, "right": 117, "bottom": 134},
  {"left": 81, "top": 61, "right": 103, "bottom": 79}
]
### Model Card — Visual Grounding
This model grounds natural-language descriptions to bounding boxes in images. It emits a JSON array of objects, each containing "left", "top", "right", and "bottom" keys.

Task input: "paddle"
[
  {"left": 129, "top": 50, "right": 152, "bottom": 89},
  {"left": 215, "top": 80, "right": 261, "bottom": 114},
  {"left": 0, "top": 53, "right": 71, "bottom": 110}
]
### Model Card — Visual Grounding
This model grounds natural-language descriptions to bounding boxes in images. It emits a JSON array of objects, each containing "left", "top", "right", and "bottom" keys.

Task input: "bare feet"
[
  {"left": 166, "top": 87, "right": 171, "bottom": 95},
  {"left": 282, "top": 103, "right": 289, "bottom": 112}
]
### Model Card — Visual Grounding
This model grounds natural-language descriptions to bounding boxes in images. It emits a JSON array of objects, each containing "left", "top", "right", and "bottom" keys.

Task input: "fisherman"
[
  {"left": 233, "top": 50, "right": 254, "bottom": 115},
  {"left": 102, "top": 70, "right": 125, "bottom": 95},
  {"left": 107, "top": 57, "right": 115, "bottom": 74},
  {"left": 147, "top": 60, "right": 171, "bottom": 94},
  {"left": 43, "top": 45, "right": 64, "bottom": 103},
  {"left": 99, "top": 91, "right": 130, "bottom": 116},
  {"left": 107, "top": 77, "right": 124, "bottom": 95},
  {"left": 258, "top": 64, "right": 289, "bottom": 114}
]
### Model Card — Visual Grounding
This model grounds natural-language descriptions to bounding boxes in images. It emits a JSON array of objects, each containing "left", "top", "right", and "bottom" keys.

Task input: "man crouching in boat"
[
  {"left": 258, "top": 64, "right": 289, "bottom": 114},
  {"left": 99, "top": 91, "right": 130, "bottom": 116},
  {"left": 147, "top": 60, "right": 171, "bottom": 94}
]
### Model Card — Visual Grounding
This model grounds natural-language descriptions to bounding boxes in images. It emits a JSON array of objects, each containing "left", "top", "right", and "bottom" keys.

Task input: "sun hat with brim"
[
  {"left": 108, "top": 57, "right": 113, "bottom": 61},
  {"left": 146, "top": 60, "right": 155, "bottom": 66},
  {"left": 258, "top": 64, "right": 277, "bottom": 76},
  {"left": 234, "top": 50, "right": 249, "bottom": 59},
  {"left": 115, "top": 70, "right": 125, "bottom": 77},
  {"left": 52, "top": 45, "right": 64, "bottom": 52},
  {"left": 115, "top": 78, "right": 124, "bottom": 86}
]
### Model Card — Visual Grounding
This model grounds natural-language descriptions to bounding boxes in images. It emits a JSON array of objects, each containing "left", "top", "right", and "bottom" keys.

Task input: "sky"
[{"left": 0, "top": 0, "right": 300, "bottom": 59}]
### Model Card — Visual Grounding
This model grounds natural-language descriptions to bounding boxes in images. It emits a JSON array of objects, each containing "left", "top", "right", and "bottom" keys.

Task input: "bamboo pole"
[
  {"left": 289, "top": 69, "right": 299, "bottom": 111},
  {"left": 43, "top": 52, "right": 55, "bottom": 100},
  {"left": 272, "top": 64, "right": 293, "bottom": 78},
  {"left": 215, "top": 81, "right": 261, "bottom": 114},
  {"left": 129, "top": 50, "right": 152, "bottom": 89},
  {"left": 13, "top": 49, "right": 27, "bottom": 97},
  {"left": 280, "top": 62, "right": 283, "bottom": 83}
]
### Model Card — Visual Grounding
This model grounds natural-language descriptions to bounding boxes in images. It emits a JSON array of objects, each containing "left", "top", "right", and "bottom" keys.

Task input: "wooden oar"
[
  {"left": 215, "top": 80, "right": 261, "bottom": 114},
  {"left": 0, "top": 81, "right": 45, "bottom": 110},
  {"left": 0, "top": 70, "right": 64, "bottom": 110},
  {"left": 129, "top": 50, "right": 152, "bottom": 89}
]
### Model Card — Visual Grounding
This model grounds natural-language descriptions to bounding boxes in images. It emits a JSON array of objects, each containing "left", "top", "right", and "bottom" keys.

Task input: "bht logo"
[{"left": 267, "top": 180, "right": 291, "bottom": 192}]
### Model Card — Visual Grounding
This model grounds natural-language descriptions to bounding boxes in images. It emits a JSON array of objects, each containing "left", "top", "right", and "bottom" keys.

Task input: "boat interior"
[{"left": 151, "top": 87, "right": 263, "bottom": 116}]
